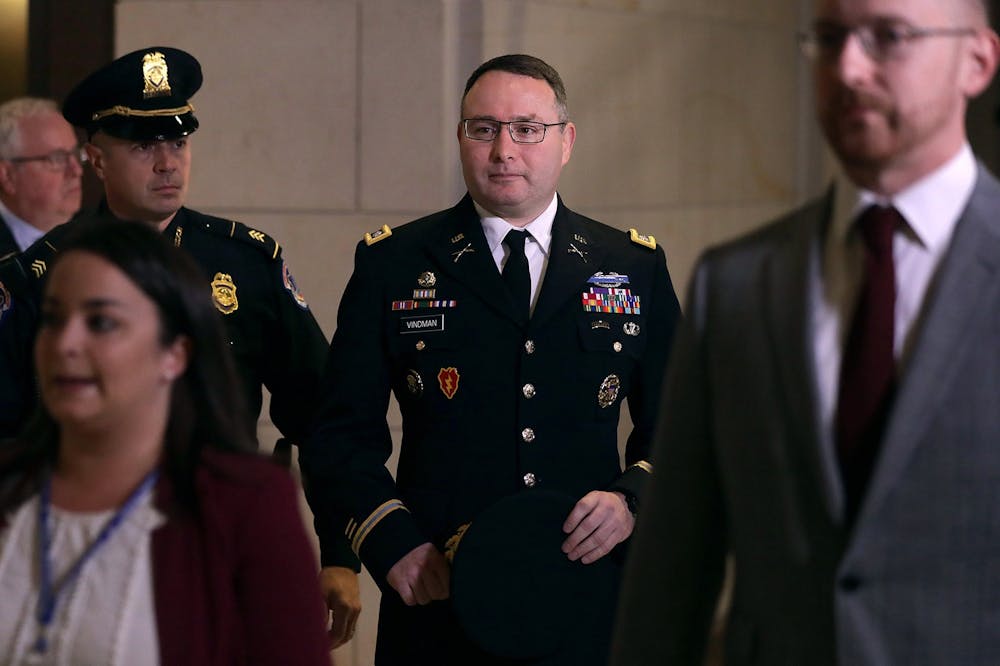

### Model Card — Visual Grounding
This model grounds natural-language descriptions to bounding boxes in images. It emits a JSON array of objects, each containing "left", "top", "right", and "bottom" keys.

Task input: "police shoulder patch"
[
  {"left": 364, "top": 225, "right": 393, "bottom": 246},
  {"left": 628, "top": 228, "right": 656, "bottom": 250}
]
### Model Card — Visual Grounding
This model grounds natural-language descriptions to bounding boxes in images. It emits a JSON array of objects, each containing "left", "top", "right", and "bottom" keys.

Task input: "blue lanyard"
[{"left": 32, "top": 468, "right": 160, "bottom": 655}]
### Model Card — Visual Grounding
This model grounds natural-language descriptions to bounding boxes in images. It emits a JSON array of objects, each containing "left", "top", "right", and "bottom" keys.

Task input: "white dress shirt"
[
  {"left": 0, "top": 199, "right": 44, "bottom": 252},
  {"left": 811, "top": 144, "right": 977, "bottom": 438},
  {"left": 476, "top": 193, "right": 557, "bottom": 314}
]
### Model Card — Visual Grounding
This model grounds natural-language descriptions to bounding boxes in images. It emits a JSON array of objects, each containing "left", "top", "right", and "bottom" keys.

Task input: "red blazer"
[{"left": 2, "top": 451, "right": 331, "bottom": 665}]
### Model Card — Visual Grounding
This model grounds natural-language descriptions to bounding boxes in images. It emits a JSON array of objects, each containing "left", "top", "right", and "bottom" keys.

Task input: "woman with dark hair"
[{"left": 0, "top": 221, "right": 330, "bottom": 664}]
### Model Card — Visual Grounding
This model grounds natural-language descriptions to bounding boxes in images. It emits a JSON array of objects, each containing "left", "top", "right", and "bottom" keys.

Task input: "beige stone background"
[{"left": 115, "top": 1, "right": 824, "bottom": 663}]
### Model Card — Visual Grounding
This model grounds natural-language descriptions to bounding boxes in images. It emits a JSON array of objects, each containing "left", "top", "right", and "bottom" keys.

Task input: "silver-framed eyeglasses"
[
  {"left": 799, "top": 21, "right": 976, "bottom": 62},
  {"left": 462, "top": 118, "right": 567, "bottom": 144},
  {"left": 5, "top": 147, "right": 87, "bottom": 172}
]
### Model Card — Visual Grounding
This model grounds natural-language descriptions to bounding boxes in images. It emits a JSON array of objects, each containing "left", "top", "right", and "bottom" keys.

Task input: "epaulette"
[
  {"left": 364, "top": 224, "right": 393, "bottom": 247},
  {"left": 628, "top": 228, "right": 656, "bottom": 250},
  {"left": 0, "top": 239, "right": 61, "bottom": 294},
  {"left": 199, "top": 217, "right": 282, "bottom": 261}
]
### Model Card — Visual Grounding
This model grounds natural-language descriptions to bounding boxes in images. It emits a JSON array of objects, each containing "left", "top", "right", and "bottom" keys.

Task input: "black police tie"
[
  {"left": 836, "top": 204, "right": 900, "bottom": 522},
  {"left": 501, "top": 229, "right": 531, "bottom": 322}
]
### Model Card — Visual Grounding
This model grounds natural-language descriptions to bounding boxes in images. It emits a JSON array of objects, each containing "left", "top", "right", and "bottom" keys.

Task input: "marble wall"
[{"left": 116, "top": 1, "right": 821, "bottom": 663}]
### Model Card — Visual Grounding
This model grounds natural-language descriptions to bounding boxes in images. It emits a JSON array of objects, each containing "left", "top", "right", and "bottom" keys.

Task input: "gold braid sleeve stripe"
[
  {"left": 351, "top": 499, "right": 409, "bottom": 556},
  {"left": 628, "top": 460, "right": 653, "bottom": 474},
  {"left": 91, "top": 103, "right": 195, "bottom": 121}
]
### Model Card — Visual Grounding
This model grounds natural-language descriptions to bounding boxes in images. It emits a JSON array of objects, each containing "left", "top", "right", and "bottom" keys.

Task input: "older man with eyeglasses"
[
  {"left": 0, "top": 98, "right": 83, "bottom": 259},
  {"left": 612, "top": 0, "right": 1000, "bottom": 663}
]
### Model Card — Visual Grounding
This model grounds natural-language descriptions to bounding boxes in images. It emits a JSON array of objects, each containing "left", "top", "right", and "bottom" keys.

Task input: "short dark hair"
[
  {"left": 462, "top": 54, "right": 569, "bottom": 121},
  {"left": 0, "top": 220, "right": 256, "bottom": 514}
]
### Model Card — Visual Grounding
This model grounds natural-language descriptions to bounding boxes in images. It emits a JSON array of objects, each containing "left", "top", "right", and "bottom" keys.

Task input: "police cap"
[{"left": 63, "top": 46, "right": 202, "bottom": 141}]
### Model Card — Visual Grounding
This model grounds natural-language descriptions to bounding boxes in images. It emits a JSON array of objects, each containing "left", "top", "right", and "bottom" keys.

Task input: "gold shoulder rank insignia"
[
  {"left": 364, "top": 225, "right": 393, "bottom": 246},
  {"left": 211, "top": 272, "right": 239, "bottom": 315},
  {"left": 628, "top": 228, "right": 656, "bottom": 250}
]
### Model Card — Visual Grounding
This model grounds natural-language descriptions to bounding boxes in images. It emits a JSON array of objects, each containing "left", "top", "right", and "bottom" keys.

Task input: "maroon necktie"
[{"left": 836, "top": 205, "right": 900, "bottom": 521}]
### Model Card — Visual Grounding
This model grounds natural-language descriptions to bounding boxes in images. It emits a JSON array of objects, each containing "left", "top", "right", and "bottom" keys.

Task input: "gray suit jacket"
[{"left": 611, "top": 167, "right": 1000, "bottom": 665}]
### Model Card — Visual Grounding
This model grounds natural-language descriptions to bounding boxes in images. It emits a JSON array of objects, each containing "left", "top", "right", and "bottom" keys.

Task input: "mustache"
[{"left": 829, "top": 86, "right": 888, "bottom": 113}]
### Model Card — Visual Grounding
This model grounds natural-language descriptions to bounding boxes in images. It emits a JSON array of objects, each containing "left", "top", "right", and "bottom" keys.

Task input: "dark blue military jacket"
[
  {"left": 0, "top": 207, "right": 357, "bottom": 569},
  {"left": 301, "top": 195, "right": 680, "bottom": 661}
]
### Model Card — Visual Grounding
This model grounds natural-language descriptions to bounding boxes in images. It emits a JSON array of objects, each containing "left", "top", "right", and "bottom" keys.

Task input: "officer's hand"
[
  {"left": 561, "top": 490, "right": 635, "bottom": 564},
  {"left": 320, "top": 566, "right": 362, "bottom": 648},
  {"left": 386, "top": 542, "right": 450, "bottom": 606}
]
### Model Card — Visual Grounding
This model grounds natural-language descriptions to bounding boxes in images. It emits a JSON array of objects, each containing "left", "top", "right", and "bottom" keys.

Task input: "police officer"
[
  {"left": 0, "top": 46, "right": 361, "bottom": 647},
  {"left": 300, "top": 54, "right": 681, "bottom": 665}
]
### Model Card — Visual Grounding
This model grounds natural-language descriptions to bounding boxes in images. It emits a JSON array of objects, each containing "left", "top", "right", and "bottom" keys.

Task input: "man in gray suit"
[{"left": 611, "top": 0, "right": 1000, "bottom": 663}]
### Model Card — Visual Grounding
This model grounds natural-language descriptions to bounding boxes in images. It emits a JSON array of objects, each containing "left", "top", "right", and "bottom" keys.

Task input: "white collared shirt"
[
  {"left": 0, "top": 199, "right": 44, "bottom": 252},
  {"left": 812, "top": 144, "right": 976, "bottom": 436},
  {"left": 477, "top": 193, "right": 557, "bottom": 314}
]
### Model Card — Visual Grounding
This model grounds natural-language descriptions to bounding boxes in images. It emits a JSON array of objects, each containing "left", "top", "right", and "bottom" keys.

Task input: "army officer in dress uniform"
[
  {"left": 300, "top": 54, "right": 682, "bottom": 665},
  {"left": 0, "top": 46, "right": 362, "bottom": 647}
]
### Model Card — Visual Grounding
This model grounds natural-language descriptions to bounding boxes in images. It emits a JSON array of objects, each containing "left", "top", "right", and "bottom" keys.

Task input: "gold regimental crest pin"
[
  {"left": 142, "top": 51, "right": 172, "bottom": 99},
  {"left": 211, "top": 272, "right": 239, "bottom": 315}
]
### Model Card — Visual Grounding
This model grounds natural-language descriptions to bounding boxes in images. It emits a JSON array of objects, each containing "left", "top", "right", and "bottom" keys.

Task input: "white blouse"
[{"left": 0, "top": 493, "right": 165, "bottom": 665}]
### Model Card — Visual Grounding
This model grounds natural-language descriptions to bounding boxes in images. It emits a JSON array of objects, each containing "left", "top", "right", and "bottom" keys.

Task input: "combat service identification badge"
[
  {"left": 142, "top": 51, "right": 172, "bottom": 98},
  {"left": 405, "top": 370, "right": 424, "bottom": 397},
  {"left": 211, "top": 272, "right": 239, "bottom": 315},
  {"left": 438, "top": 367, "right": 460, "bottom": 399},
  {"left": 597, "top": 374, "right": 621, "bottom": 408}
]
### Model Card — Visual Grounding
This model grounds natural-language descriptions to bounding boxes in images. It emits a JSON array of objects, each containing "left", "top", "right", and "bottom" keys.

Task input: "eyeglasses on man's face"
[
  {"left": 462, "top": 118, "right": 567, "bottom": 144},
  {"left": 5, "top": 147, "right": 88, "bottom": 172},
  {"left": 798, "top": 20, "right": 976, "bottom": 62}
]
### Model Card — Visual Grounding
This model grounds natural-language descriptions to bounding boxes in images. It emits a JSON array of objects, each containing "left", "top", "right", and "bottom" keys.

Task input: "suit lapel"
[
  {"left": 763, "top": 192, "right": 843, "bottom": 523},
  {"left": 531, "top": 203, "right": 607, "bottom": 328},
  {"left": 856, "top": 167, "right": 1000, "bottom": 527},
  {"left": 423, "top": 196, "right": 521, "bottom": 323}
]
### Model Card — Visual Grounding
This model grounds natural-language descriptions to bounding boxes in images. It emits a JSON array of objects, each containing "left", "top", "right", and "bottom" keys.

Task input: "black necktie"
[
  {"left": 501, "top": 229, "right": 530, "bottom": 322},
  {"left": 836, "top": 204, "right": 900, "bottom": 521}
]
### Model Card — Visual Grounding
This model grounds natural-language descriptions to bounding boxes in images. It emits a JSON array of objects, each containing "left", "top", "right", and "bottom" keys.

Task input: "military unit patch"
[
  {"left": 211, "top": 272, "right": 239, "bottom": 315},
  {"left": 282, "top": 261, "right": 309, "bottom": 310},
  {"left": 582, "top": 287, "right": 641, "bottom": 315},
  {"left": 438, "top": 367, "right": 460, "bottom": 399}
]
